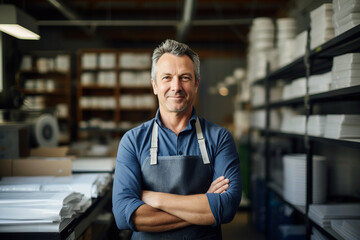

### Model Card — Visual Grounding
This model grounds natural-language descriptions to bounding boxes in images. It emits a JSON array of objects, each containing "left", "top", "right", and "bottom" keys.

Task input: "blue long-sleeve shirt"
[{"left": 112, "top": 108, "right": 242, "bottom": 231}]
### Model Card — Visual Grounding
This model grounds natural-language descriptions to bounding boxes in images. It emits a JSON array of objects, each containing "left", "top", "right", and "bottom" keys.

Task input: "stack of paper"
[
  {"left": 251, "top": 85, "right": 265, "bottom": 106},
  {"left": 247, "top": 17, "right": 275, "bottom": 82},
  {"left": 331, "top": 219, "right": 360, "bottom": 240},
  {"left": 310, "top": 3, "right": 334, "bottom": 49},
  {"left": 311, "top": 227, "right": 329, "bottom": 240},
  {"left": 309, "top": 204, "right": 360, "bottom": 228},
  {"left": 309, "top": 72, "right": 332, "bottom": 94},
  {"left": 307, "top": 115, "right": 327, "bottom": 136},
  {"left": 282, "top": 77, "right": 306, "bottom": 100},
  {"left": 333, "top": 0, "right": 360, "bottom": 36},
  {"left": 332, "top": 53, "right": 360, "bottom": 89},
  {"left": 0, "top": 191, "right": 88, "bottom": 232},
  {"left": 278, "top": 225, "right": 306, "bottom": 239},
  {"left": 276, "top": 18, "right": 296, "bottom": 67},
  {"left": 292, "top": 31, "right": 308, "bottom": 60},
  {"left": 0, "top": 173, "right": 112, "bottom": 199},
  {"left": 281, "top": 115, "right": 306, "bottom": 134},
  {"left": 72, "top": 157, "right": 115, "bottom": 172},
  {"left": 250, "top": 110, "right": 266, "bottom": 129},
  {"left": 324, "top": 114, "right": 360, "bottom": 139},
  {"left": 283, "top": 154, "right": 327, "bottom": 206}
]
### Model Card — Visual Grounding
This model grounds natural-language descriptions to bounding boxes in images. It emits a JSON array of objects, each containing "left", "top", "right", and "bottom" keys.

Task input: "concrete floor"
[{"left": 222, "top": 211, "right": 265, "bottom": 240}]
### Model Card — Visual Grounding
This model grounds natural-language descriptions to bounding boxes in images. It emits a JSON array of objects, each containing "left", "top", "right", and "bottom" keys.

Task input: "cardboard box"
[
  {"left": 30, "top": 146, "right": 69, "bottom": 157},
  {"left": 12, "top": 157, "right": 72, "bottom": 176},
  {"left": 0, "top": 146, "right": 73, "bottom": 177}
]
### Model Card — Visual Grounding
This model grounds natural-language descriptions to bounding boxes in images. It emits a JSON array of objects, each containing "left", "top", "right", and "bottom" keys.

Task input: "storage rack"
[
  {"left": 15, "top": 51, "right": 72, "bottom": 144},
  {"left": 77, "top": 49, "right": 157, "bottom": 139},
  {"left": 250, "top": 24, "right": 360, "bottom": 240}
]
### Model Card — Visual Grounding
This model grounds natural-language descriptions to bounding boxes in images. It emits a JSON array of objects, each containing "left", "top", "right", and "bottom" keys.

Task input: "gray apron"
[{"left": 132, "top": 118, "right": 222, "bottom": 240}]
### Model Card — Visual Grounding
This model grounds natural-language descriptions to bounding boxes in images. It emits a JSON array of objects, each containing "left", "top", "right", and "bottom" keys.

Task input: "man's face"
[{"left": 151, "top": 53, "right": 199, "bottom": 114}]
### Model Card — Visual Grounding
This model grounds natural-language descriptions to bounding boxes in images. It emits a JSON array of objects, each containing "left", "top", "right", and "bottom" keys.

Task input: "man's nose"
[{"left": 171, "top": 76, "right": 182, "bottom": 91}]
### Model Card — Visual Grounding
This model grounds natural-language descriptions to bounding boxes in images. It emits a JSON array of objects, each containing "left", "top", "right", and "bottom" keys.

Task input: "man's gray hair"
[{"left": 151, "top": 39, "right": 200, "bottom": 83}]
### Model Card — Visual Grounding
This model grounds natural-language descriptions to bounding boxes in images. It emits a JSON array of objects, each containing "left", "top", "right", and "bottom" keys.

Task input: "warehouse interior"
[{"left": 0, "top": 0, "right": 360, "bottom": 239}]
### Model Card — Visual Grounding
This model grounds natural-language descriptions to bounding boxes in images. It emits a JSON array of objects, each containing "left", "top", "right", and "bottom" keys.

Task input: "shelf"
[
  {"left": 269, "top": 97, "right": 304, "bottom": 108},
  {"left": 16, "top": 52, "right": 73, "bottom": 143},
  {"left": 268, "top": 130, "right": 304, "bottom": 139},
  {"left": 81, "top": 85, "right": 116, "bottom": 90},
  {"left": 249, "top": 20, "right": 360, "bottom": 240},
  {"left": 309, "top": 136, "right": 360, "bottom": 149},
  {"left": 81, "top": 108, "right": 116, "bottom": 111},
  {"left": 18, "top": 70, "right": 69, "bottom": 75},
  {"left": 77, "top": 49, "right": 156, "bottom": 139},
  {"left": 267, "top": 182, "right": 306, "bottom": 215},
  {"left": 309, "top": 218, "right": 345, "bottom": 240},
  {"left": 311, "top": 24, "right": 360, "bottom": 58},
  {"left": 252, "top": 25, "right": 360, "bottom": 86},
  {"left": 253, "top": 86, "right": 360, "bottom": 110},
  {"left": 79, "top": 127, "right": 130, "bottom": 133},
  {"left": 19, "top": 89, "right": 68, "bottom": 95},
  {"left": 309, "top": 85, "right": 360, "bottom": 102}
]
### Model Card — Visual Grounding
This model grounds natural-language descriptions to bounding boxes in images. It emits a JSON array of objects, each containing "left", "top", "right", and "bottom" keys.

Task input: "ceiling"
[{"left": 7, "top": 0, "right": 292, "bottom": 57}]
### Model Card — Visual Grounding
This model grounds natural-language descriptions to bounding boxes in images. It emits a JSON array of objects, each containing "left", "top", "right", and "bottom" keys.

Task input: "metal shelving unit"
[{"left": 250, "top": 24, "right": 360, "bottom": 240}]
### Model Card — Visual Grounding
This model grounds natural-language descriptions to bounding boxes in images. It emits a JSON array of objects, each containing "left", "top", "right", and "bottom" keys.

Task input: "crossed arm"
[{"left": 132, "top": 176, "right": 230, "bottom": 232}]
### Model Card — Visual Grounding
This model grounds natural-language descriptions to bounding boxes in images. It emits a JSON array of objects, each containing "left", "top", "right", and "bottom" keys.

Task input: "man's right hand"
[{"left": 207, "top": 176, "right": 229, "bottom": 194}]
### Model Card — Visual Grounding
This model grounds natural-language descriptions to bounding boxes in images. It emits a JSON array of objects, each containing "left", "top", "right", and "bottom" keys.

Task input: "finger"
[
  {"left": 213, "top": 178, "right": 229, "bottom": 190},
  {"left": 214, "top": 184, "right": 229, "bottom": 194},
  {"left": 212, "top": 176, "right": 225, "bottom": 185}
]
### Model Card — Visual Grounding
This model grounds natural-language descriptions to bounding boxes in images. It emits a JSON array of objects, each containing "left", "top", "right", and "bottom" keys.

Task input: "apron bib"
[{"left": 132, "top": 118, "right": 221, "bottom": 240}]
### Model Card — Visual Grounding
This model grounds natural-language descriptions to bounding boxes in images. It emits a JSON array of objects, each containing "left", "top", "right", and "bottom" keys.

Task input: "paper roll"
[{"left": 31, "top": 114, "right": 59, "bottom": 147}]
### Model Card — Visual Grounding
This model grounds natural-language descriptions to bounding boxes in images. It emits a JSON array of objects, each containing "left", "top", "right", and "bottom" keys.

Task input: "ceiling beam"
[{"left": 176, "top": 0, "right": 196, "bottom": 42}]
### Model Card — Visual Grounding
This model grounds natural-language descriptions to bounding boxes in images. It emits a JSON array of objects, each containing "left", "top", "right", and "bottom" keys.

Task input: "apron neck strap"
[{"left": 150, "top": 117, "right": 210, "bottom": 165}]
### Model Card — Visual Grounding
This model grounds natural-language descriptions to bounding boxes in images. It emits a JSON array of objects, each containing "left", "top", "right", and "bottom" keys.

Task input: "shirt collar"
[{"left": 155, "top": 107, "right": 198, "bottom": 131}]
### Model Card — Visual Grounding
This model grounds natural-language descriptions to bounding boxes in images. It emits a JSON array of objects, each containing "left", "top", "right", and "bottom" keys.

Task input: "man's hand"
[{"left": 207, "top": 176, "right": 229, "bottom": 194}]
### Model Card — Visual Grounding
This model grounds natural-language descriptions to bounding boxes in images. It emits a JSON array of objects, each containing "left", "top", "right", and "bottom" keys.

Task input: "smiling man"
[{"left": 112, "top": 39, "right": 242, "bottom": 239}]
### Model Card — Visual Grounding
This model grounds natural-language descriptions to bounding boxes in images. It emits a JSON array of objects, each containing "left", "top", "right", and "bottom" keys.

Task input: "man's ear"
[{"left": 151, "top": 79, "right": 158, "bottom": 95}]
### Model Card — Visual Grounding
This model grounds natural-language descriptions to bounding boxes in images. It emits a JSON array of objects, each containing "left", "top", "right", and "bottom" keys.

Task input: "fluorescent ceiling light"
[{"left": 0, "top": 4, "right": 40, "bottom": 40}]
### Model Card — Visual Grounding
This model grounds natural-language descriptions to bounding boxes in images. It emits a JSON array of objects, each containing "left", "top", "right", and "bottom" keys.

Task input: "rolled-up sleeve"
[
  {"left": 206, "top": 129, "right": 242, "bottom": 225},
  {"left": 112, "top": 131, "right": 144, "bottom": 231}
]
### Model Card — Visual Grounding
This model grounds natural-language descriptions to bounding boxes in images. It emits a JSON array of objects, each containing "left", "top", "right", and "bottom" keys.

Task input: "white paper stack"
[
  {"left": 276, "top": 18, "right": 296, "bottom": 67},
  {"left": 99, "top": 53, "right": 116, "bottom": 69},
  {"left": 331, "top": 219, "right": 360, "bottom": 240},
  {"left": 311, "top": 227, "right": 329, "bottom": 240},
  {"left": 282, "top": 77, "right": 306, "bottom": 100},
  {"left": 97, "top": 71, "right": 116, "bottom": 87},
  {"left": 72, "top": 157, "right": 115, "bottom": 172},
  {"left": 309, "top": 72, "right": 332, "bottom": 94},
  {"left": 307, "top": 115, "right": 327, "bottom": 136},
  {"left": 0, "top": 173, "right": 112, "bottom": 199},
  {"left": 119, "top": 53, "right": 151, "bottom": 68},
  {"left": 250, "top": 110, "right": 266, "bottom": 129},
  {"left": 250, "top": 85, "right": 265, "bottom": 106},
  {"left": 246, "top": 18, "right": 276, "bottom": 83},
  {"left": 310, "top": 4, "right": 335, "bottom": 49},
  {"left": 281, "top": 115, "right": 306, "bottom": 134},
  {"left": 283, "top": 154, "right": 327, "bottom": 206},
  {"left": 292, "top": 31, "right": 308, "bottom": 60},
  {"left": 332, "top": 53, "right": 360, "bottom": 89},
  {"left": 309, "top": 204, "right": 360, "bottom": 228},
  {"left": 278, "top": 225, "right": 306, "bottom": 239},
  {"left": 81, "top": 53, "right": 97, "bottom": 69},
  {"left": 55, "top": 54, "right": 70, "bottom": 72},
  {"left": 333, "top": 0, "right": 360, "bottom": 36},
  {"left": 324, "top": 114, "right": 360, "bottom": 139},
  {"left": 0, "top": 191, "right": 88, "bottom": 232}
]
